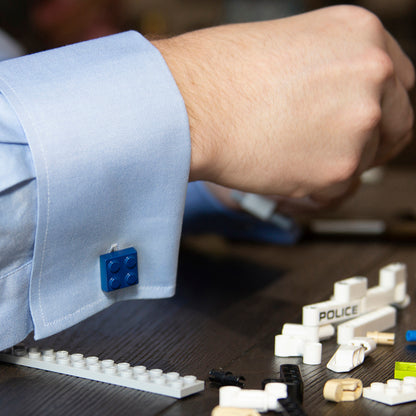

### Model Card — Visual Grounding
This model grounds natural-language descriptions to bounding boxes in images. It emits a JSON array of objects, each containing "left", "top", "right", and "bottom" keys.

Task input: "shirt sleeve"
[
  {"left": 0, "top": 93, "right": 36, "bottom": 349},
  {"left": 0, "top": 31, "right": 191, "bottom": 349}
]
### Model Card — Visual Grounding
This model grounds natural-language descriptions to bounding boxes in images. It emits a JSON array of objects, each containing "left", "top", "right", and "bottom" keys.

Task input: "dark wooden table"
[{"left": 1, "top": 166, "right": 416, "bottom": 416}]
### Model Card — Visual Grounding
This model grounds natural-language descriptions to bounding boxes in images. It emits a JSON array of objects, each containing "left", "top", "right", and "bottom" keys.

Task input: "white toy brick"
[
  {"left": 365, "top": 286, "right": 396, "bottom": 311},
  {"left": 231, "top": 192, "right": 276, "bottom": 221},
  {"left": 347, "top": 337, "right": 377, "bottom": 356},
  {"left": 326, "top": 344, "right": 365, "bottom": 373},
  {"left": 333, "top": 276, "right": 368, "bottom": 303},
  {"left": 364, "top": 263, "right": 409, "bottom": 310},
  {"left": 231, "top": 191, "right": 294, "bottom": 230},
  {"left": 274, "top": 334, "right": 322, "bottom": 364},
  {"left": 379, "top": 263, "right": 406, "bottom": 291},
  {"left": 337, "top": 306, "right": 396, "bottom": 345},
  {"left": 363, "top": 377, "right": 416, "bottom": 405},
  {"left": 318, "top": 324, "right": 336, "bottom": 340},
  {"left": 302, "top": 342, "right": 322, "bottom": 365},
  {"left": 302, "top": 299, "right": 363, "bottom": 327},
  {"left": 274, "top": 335, "right": 305, "bottom": 357},
  {"left": 0, "top": 346, "right": 204, "bottom": 398},
  {"left": 219, "top": 383, "right": 287, "bottom": 412},
  {"left": 282, "top": 323, "right": 334, "bottom": 342},
  {"left": 282, "top": 324, "right": 319, "bottom": 342},
  {"left": 379, "top": 263, "right": 409, "bottom": 306}
]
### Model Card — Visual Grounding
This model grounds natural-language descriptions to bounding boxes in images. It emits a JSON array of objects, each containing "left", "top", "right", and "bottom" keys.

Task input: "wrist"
[{"left": 152, "top": 35, "right": 217, "bottom": 182}]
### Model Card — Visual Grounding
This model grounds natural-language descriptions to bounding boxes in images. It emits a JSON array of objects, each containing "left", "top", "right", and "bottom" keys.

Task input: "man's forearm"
[{"left": 153, "top": 5, "right": 414, "bottom": 202}]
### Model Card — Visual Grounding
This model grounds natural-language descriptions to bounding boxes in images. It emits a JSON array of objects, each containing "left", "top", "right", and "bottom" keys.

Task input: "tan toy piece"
[
  {"left": 366, "top": 331, "right": 395, "bottom": 345},
  {"left": 211, "top": 406, "right": 260, "bottom": 416},
  {"left": 323, "top": 378, "right": 363, "bottom": 402}
]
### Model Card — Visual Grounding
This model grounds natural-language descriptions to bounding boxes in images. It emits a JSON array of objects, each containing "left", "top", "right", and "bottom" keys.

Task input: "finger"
[
  {"left": 384, "top": 30, "right": 415, "bottom": 91},
  {"left": 375, "top": 75, "right": 414, "bottom": 164},
  {"left": 374, "top": 129, "right": 413, "bottom": 166},
  {"left": 309, "top": 177, "right": 361, "bottom": 206}
]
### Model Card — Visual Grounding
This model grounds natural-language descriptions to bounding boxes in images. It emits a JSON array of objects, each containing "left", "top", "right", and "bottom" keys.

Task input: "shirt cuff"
[{"left": 0, "top": 31, "right": 191, "bottom": 340}]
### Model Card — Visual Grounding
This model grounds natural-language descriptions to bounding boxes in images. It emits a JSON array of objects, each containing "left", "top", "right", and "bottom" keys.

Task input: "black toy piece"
[
  {"left": 262, "top": 364, "right": 304, "bottom": 404},
  {"left": 278, "top": 397, "right": 308, "bottom": 416},
  {"left": 280, "top": 364, "right": 304, "bottom": 404},
  {"left": 208, "top": 369, "right": 245, "bottom": 387}
]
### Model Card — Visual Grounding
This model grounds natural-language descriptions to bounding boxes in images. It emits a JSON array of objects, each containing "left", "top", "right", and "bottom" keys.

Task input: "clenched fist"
[{"left": 154, "top": 5, "right": 414, "bottom": 201}]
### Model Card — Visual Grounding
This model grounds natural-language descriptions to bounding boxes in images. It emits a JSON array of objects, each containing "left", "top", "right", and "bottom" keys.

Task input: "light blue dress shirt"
[
  {"left": 0, "top": 31, "right": 191, "bottom": 350},
  {"left": 0, "top": 30, "right": 299, "bottom": 351}
]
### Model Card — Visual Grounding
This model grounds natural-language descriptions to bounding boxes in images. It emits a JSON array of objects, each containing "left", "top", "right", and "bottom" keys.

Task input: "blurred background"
[{"left": 1, "top": 0, "right": 415, "bottom": 163}]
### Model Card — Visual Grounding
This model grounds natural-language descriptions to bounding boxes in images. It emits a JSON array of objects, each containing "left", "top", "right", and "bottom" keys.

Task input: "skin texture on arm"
[{"left": 152, "top": 5, "right": 414, "bottom": 205}]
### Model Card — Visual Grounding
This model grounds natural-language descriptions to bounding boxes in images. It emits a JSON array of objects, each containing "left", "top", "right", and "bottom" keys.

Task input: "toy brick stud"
[
  {"left": 109, "top": 277, "right": 121, "bottom": 290},
  {"left": 108, "top": 260, "right": 120, "bottom": 273},
  {"left": 100, "top": 247, "right": 138, "bottom": 292},
  {"left": 261, "top": 378, "right": 281, "bottom": 389}
]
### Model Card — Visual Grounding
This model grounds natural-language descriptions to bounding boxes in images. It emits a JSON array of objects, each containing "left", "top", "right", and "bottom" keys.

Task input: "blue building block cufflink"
[{"left": 100, "top": 247, "right": 138, "bottom": 292}]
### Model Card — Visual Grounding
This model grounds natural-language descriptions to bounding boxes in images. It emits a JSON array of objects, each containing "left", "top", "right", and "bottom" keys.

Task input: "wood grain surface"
[{"left": 1, "top": 167, "right": 416, "bottom": 416}]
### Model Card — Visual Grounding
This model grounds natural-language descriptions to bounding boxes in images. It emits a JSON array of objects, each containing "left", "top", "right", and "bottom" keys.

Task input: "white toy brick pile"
[
  {"left": 275, "top": 263, "right": 409, "bottom": 371},
  {"left": 0, "top": 345, "right": 204, "bottom": 398}
]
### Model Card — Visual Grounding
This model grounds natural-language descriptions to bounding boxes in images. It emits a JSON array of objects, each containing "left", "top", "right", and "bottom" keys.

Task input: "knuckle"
[
  {"left": 358, "top": 9, "right": 384, "bottom": 34},
  {"left": 358, "top": 103, "right": 382, "bottom": 133},
  {"left": 333, "top": 5, "right": 383, "bottom": 30},
  {"left": 334, "top": 157, "right": 361, "bottom": 183},
  {"left": 318, "top": 159, "right": 360, "bottom": 191},
  {"left": 364, "top": 49, "right": 395, "bottom": 83}
]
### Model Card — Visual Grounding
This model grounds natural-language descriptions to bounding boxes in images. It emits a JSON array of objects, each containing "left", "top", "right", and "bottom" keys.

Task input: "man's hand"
[{"left": 153, "top": 5, "right": 414, "bottom": 201}]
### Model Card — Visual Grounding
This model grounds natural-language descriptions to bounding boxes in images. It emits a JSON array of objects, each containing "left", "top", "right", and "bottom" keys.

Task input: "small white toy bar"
[{"left": 0, "top": 345, "right": 204, "bottom": 399}]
